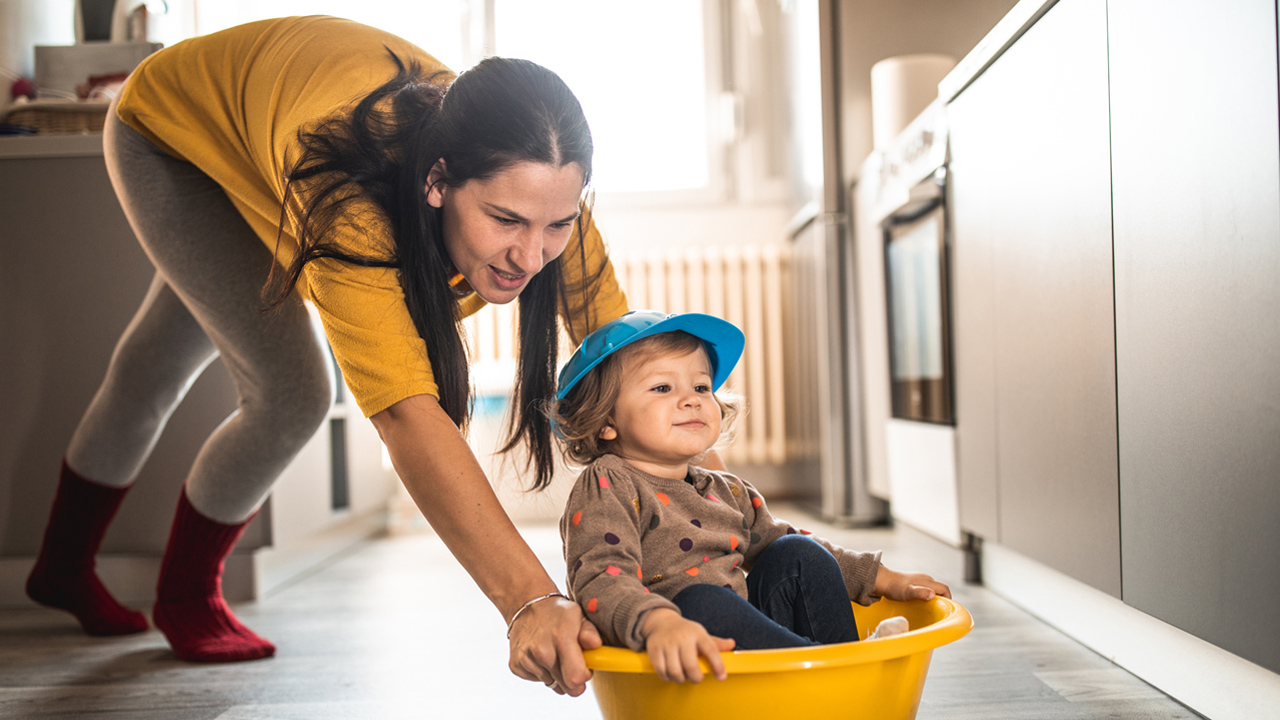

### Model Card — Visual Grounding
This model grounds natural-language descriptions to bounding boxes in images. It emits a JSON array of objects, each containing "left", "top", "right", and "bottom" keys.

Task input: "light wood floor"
[{"left": 0, "top": 508, "right": 1203, "bottom": 719}]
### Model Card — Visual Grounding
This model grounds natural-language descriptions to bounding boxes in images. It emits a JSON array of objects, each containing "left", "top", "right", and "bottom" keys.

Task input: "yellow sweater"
[{"left": 116, "top": 16, "right": 629, "bottom": 417}]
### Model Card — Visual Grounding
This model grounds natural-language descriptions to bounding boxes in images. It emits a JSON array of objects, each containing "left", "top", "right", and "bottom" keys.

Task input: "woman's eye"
[
  {"left": 551, "top": 220, "right": 574, "bottom": 230},
  {"left": 493, "top": 216, "right": 520, "bottom": 226}
]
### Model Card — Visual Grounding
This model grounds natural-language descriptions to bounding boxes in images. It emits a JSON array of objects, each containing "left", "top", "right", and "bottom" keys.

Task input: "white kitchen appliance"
[{"left": 855, "top": 99, "right": 962, "bottom": 547}]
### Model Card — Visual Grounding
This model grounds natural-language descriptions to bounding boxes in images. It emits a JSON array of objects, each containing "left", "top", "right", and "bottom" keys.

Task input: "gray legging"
[{"left": 65, "top": 104, "right": 335, "bottom": 524}]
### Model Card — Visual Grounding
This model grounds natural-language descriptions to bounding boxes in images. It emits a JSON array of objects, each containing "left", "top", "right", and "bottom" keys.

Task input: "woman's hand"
[
  {"left": 373, "top": 396, "right": 600, "bottom": 696},
  {"left": 507, "top": 594, "right": 602, "bottom": 696},
  {"left": 640, "top": 608, "right": 735, "bottom": 683},
  {"left": 874, "top": 566, "right": 952, "bottom": 602}
]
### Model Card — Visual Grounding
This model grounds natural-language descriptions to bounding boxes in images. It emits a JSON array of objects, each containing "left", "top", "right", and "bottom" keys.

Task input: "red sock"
[
  {"left": 153, "top": 489, "right": 275, "bottom": 663},
  {"left": 26, "top": 460, "right": 148, "bottom": 636}
]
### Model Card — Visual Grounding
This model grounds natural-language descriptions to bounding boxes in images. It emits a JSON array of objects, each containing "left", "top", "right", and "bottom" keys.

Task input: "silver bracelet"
[{"left": 506, "top": 592, "right": 570, "bottom": 639}]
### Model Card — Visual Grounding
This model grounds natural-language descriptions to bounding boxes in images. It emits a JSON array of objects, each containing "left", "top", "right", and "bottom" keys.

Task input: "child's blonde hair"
[{"left": 550, "top": 331, "right": 742, "bottom": 465}]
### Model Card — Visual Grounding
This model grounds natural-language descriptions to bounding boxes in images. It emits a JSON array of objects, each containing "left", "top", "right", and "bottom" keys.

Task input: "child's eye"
[
  {"left": 695, "top": 384, "right": 711, "bottom": 393},
  {"left": 651, "top": 384, "right": 671, "bottom": 393}
]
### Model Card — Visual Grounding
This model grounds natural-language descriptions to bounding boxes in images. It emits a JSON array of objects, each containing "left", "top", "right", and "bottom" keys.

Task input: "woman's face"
[{"left": 426, "top": 160, "right": 585, "bottom": 305}]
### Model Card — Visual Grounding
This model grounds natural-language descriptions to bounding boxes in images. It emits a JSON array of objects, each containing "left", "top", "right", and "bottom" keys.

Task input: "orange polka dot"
[
  {"left": 599, "top": 476, "right": 610, "bottom": 489},
  {"left": 572, "top": 511, "right": 582, "bottom": 526},
  {"left": 655, "top": 492, "right": 670, "bottom": 505},
  {"left": 752, "top": 496, "right": 763, "bottom": 508},
  {"left": 685, "top": 567, "right": 699, "bottom": 576},
  {"left": 730, "top": 535, "right": 739, "bottom": 550},
  {"left": 587, "top": 598, "right": 598, "bottom": 613},
  {"left": 707, "top": 494, "right": 720, "bottom": 503},
  {"left": 606, "top": 565, "right": 621, "bottom": 576},
  {"left": 800, "top": 528, "right": 813, "bottom": 535},
  {"left": 637, "top": 566, "right": 644, "bottom": 580}
]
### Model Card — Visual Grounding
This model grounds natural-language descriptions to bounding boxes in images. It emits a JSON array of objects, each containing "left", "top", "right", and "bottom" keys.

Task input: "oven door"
[{"left": 882, "top": 179, "right": 954, "bottom": 425}]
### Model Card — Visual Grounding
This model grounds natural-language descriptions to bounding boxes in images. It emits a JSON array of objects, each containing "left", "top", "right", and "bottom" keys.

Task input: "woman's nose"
[{"left": 510, "top": 230, "right": 544, "bottom": 274}]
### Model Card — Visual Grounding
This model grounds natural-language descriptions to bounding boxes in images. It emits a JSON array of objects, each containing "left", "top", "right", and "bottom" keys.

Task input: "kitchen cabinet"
[
  {"left": 948, "top": 0, "right": 1120, "bottom": 595},
  {"left": 0, "top": 141, "right": 260, "bottom": 562},
  {"left": 0, "top": 138, "right": 395, "bottom": 605},
  {"left": 1109, "top": 0, "right": 1280, "bottom": 673}
]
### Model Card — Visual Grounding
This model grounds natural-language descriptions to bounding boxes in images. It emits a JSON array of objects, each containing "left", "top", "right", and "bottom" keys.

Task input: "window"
[{"left": 493, "top": 0, "right": 717, "bottom": 197}]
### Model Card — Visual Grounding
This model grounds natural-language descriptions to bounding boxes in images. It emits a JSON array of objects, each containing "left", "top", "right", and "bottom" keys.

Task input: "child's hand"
[
  {"left": 640, "top": 608, "right": 735, "bottom": 683},
  {"left": 874, "top": 566, "right": 952, "bottom": 602}
]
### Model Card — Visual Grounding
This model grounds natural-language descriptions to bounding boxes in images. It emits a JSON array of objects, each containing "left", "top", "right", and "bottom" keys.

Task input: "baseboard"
[
  {"left": 983, "top": 542, "right": 1280, "bottom": 720},
  {"left": 886, "top": 519, "right": 969, "bottom": 587},
  {"left": 249, "top": 508, "right": 387, "bottom": 598},
  {"left": 0, "top": 508, "right": 387, "bottom": 608},
  {"left": 0, "top": 554, "right": 163, "bottom": 607}
]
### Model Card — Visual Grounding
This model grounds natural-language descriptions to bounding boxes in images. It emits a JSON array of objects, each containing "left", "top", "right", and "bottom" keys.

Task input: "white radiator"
[{"left": 463, "top": 244, "right": 792, "bottom": 466}]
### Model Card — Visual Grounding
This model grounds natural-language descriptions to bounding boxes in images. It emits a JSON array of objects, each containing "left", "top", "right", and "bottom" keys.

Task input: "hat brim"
[{"left": 556, "top": 313, "right": 745, "bottom": 400}]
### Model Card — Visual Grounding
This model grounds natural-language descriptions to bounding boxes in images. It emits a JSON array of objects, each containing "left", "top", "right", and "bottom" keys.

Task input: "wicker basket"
[{"left": 3, "top": 100, "right": 110, "bottom": 134}]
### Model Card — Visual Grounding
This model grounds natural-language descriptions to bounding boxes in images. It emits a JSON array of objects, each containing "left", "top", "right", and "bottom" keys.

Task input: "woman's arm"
[{"left": 370, "top": 393, "right": 600, "bottom": 696}]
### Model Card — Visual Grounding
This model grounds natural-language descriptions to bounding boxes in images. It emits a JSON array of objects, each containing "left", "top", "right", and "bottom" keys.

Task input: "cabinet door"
[
  {"left": 0, "top": 152, "right": 251, "bottom": 557},
  {"left": 948, "top": 0, "right": 1120, "bottom": 595},
  {"left": 949, "top": 117, "right": 1000, "bottom": 541},
  {"left": 1110, "top": 0, "right": 1280, "bottom": 674}
]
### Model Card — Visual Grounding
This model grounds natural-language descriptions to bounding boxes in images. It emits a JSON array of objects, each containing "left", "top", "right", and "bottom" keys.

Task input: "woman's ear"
[
  {"left": 598, "top": 424, "right": 618, "bottom": 441},
  {"left": 425, "top": 159, "right": 448, "bottom": 208}
]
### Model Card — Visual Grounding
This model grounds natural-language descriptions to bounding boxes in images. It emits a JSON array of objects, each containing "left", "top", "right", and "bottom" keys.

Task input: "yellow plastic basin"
[{"left": 583, "top": 595, "right": 972, "bottom": 720}]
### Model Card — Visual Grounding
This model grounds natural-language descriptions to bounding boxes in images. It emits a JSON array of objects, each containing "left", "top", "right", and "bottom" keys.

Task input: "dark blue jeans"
[{"left": 671, "top": 535, "right": 859, "bottom": 649}]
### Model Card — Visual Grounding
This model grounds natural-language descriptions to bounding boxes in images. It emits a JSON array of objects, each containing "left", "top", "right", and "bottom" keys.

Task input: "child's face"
[{"left": 601, "top": 345, "right": 722, "bottom": 479}]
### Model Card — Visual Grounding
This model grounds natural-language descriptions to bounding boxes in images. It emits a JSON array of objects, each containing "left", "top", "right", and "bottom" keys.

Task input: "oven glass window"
[{"left": 884, "top": 205, "right": 954, "bottom": 424}]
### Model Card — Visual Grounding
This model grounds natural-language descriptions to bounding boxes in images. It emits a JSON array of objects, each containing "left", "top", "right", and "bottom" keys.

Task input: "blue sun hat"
[{"left": 556, "top": 310, "right": 745, "bottom": 401}]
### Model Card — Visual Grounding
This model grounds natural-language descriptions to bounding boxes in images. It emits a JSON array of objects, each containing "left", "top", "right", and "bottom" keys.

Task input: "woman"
[{"left": 24, "top": 16, "right": 631, "bottom": 694}]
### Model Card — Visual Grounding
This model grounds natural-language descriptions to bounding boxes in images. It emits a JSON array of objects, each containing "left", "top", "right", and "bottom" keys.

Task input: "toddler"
[{"left": 554, "top": 310, "right": 951, "bottom": 683}]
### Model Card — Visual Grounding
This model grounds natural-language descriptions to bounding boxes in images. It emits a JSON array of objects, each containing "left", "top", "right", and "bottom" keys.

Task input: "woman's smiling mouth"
[{"left": 489, "top": 265, "right": 528, "bottom": 290}]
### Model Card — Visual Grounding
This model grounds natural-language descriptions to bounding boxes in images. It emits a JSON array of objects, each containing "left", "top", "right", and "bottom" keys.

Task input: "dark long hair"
[{"left": 267, "top": 50, "right": 599, "bottom": 490}]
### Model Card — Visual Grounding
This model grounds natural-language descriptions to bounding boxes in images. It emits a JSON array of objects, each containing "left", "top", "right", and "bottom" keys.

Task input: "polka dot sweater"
[{"left": 560, "top": 454, "right": 882, "bottom": 651}]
